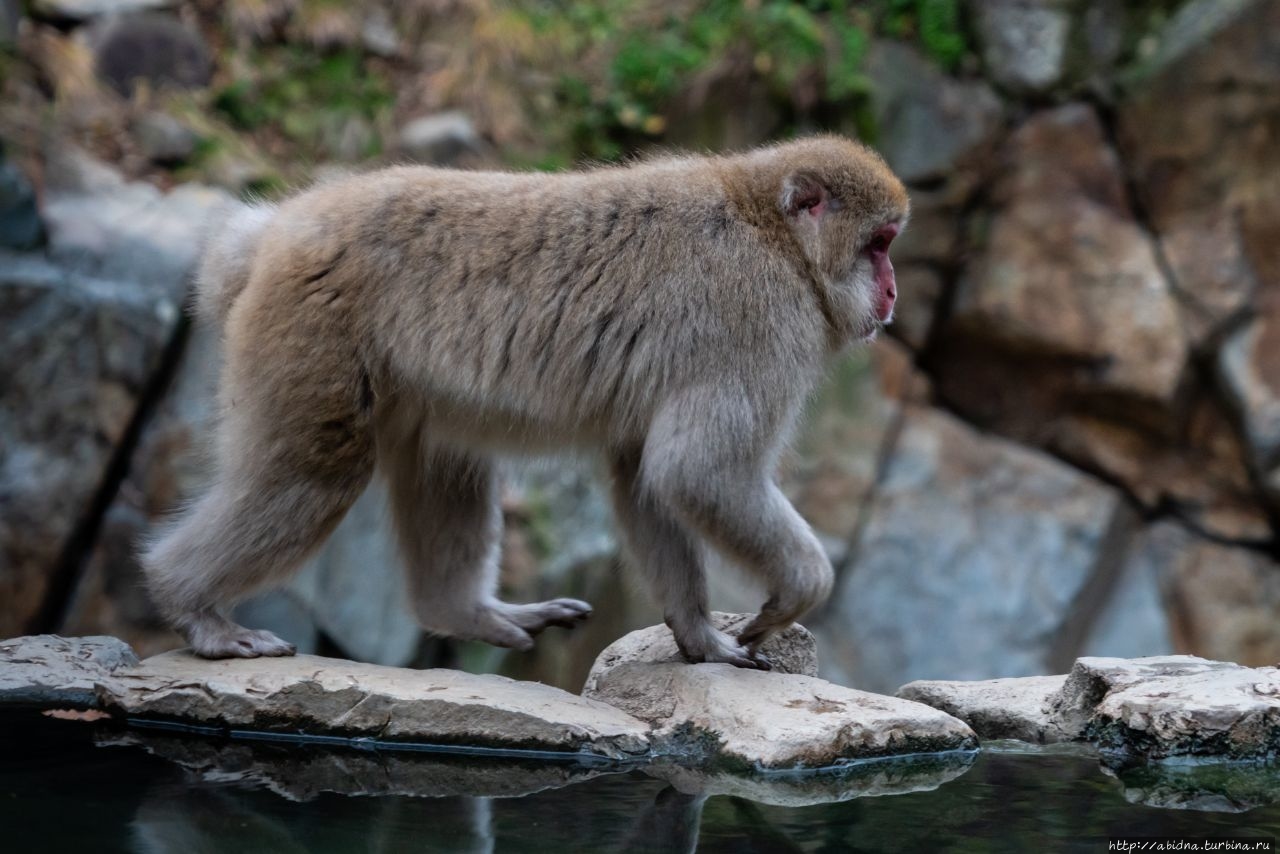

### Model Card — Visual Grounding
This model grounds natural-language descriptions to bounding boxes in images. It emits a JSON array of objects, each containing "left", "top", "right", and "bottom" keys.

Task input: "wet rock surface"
[
  {"left": 583, "top": 612, "right": 820, "bottom": 694},
  {"left": 897, "top": 675, "right": 1070, "bottom": 744},
  {"left": 0, "top": 634, "right": 137, "bottom": 707},
  {"left": 901, "top": 655, "right": 1280, "bottom": 763},
  {"left": 583, "top": 620, "right": 977, "bottom": 771},
  {"left": 1084, "top": 658, "right": 1280, "bottom": 763},
  {"left": 96, "top": 650, "right": 652, "bottom": 761}
]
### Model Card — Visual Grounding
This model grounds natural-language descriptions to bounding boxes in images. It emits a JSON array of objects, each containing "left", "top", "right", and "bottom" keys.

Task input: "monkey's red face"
[{"left": 865, "top": 222, "right": 900, "bottom": 322}]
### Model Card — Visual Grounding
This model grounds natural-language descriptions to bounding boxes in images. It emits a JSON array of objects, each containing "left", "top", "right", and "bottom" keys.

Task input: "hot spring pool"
[{"left": 3, "top": 709, "right": 1277, "bottom": 852}]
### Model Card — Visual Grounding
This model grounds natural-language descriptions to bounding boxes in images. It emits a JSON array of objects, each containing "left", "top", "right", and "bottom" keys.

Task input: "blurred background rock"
[{"left": 1, "top": 0, "right": 1277, "bottom": 694}]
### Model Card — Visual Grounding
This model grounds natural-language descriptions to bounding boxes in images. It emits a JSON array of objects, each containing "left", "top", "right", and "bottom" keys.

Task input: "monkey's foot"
[
  {"left": 182, "top": 613, "right": 297, "bottom": 659},
  {"left": 496, "top": 598, "right": 593, "bottom": 635},
  {"left": 677, "top": 626, "right": 772, "bottom": 671},
  {"left": 443, "top": 599, "right": 593, "bottom": 653}
]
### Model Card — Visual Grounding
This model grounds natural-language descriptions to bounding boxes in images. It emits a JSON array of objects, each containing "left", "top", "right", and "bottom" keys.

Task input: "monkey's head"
[{"left": 772, "top": 137, "right": 911, "bottom": 341}]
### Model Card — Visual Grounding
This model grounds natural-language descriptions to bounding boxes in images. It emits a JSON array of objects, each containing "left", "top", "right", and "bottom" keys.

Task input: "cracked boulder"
[
  {"left": 947, "top": 104, "right": 1185, "bottom": 407},
  {"left": 1119, "top": 0, "right": 1280, "bottom": 343},
  {"left": 95, "top": 650, "right": 651, "bottom": 761},
  {"left": 583, "top": 620, "right": 977, "bottom": 771}
]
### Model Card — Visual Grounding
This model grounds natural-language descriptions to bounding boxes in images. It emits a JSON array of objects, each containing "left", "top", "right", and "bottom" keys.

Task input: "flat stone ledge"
[
  {"left": 585, "top": 620, "right": 977, "bottom": 772},
  {"left": 97, "top": 650, "right": 651, "bottom": 761},
  {"left": 897, "top": 675, "right": 1070, "bottom": 744},
  {"left": 0, "top": 635, "right": 138, "bottom": 707},
  {"left": 898, "top": 656, "right": 1280, "bottom": 763}
]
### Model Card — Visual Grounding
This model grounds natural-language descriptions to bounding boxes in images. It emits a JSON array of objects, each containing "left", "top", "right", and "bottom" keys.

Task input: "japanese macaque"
[{"left": 143, "top": 135, "right": 909, "bottom": 669}]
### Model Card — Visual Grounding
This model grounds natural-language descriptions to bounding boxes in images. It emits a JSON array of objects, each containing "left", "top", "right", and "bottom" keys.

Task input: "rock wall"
[{"left": 1, "top": 0, "right": 1278, "bottom": 693}]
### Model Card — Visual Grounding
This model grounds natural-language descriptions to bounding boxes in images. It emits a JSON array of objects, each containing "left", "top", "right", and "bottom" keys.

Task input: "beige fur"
[{"left": 144, "top": 136, "right": 910, "bottom": 666}]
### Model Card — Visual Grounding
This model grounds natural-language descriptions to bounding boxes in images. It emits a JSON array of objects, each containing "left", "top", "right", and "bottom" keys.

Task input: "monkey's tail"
[{"left": 193, "top": 200, "right": 277, "bottom": 327}]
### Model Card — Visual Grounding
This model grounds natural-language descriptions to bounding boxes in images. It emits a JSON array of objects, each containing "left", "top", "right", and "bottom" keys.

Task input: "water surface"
[{"left": 3, "top": 710, "right": 1277, "bottom": 852}]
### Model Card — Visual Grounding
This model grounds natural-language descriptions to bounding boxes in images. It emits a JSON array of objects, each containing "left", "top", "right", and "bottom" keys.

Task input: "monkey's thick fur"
[{"left": 144, "top": 136, "right": 910, "bottom": 667}]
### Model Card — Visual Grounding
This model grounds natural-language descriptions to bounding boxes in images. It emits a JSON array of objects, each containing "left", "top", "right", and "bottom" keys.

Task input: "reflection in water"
[
  {"left": 133, "top": 786, "right": 311, "bottom": 854},
  {"left": 620, "top": 787, "right": 706, "bottom": 854},
  {"left": 1107, "top": 761, "right": 1280, "bottom": 813},
  {"left": 132, "top": 784, "right": 495, "bottom": 854},
  {"left": 647, "top": 750, "right": 977, "bottom": 807},
  {"left": 101, "top": 730, "right": 620, "bottom": 801},
  {"left": 112, "top": 732, "right": 979, "bottom": 853},
  {"left": 2, "top": 711, "right": 1278, "bottom": 853}
]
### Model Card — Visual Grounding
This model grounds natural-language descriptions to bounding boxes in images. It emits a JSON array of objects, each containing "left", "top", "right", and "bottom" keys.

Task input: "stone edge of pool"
[{"left": 4, "top": 621, "right": 1278, "bottom": 778}]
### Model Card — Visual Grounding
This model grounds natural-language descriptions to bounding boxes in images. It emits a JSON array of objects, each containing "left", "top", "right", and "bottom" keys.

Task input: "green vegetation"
[
  {"left": 505, "top": 0, "right": 971, "bottom": 164},
  {"left": 212, "top": 47, "right": 393, "bottom": 163}
]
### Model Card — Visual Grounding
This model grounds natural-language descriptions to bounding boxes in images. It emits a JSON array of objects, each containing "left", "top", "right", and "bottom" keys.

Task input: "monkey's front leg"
[
  {"left": 609, "top": 449, "right": 771, "bottom": 670},
  {"left": 641, "top": 399, "right": 835, "bottom": 658}
]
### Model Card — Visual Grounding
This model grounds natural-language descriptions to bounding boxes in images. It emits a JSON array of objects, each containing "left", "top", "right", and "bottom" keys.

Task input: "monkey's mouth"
[{"left": 875, "top": 298, "right": 895, "bottom": 324}]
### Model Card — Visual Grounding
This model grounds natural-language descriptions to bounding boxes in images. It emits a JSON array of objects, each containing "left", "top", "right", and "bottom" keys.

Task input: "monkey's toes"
[
  {"left": 541, "top": 598, "right": 593, "bottom": 629},
  {"left": 716, "top": 649, "right": 772, "bottom": 671},
  {"left": 501, "top": 598, "right": 593, "bottom": 634},
  {"left": 687, "top": 638, "right": 771, "bottom": 670},
  {"left": 193, "top": 628, "right": 296, "bottom": 659}
]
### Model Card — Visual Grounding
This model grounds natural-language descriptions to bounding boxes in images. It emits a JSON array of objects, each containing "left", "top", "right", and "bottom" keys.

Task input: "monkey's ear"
[{"left": 781, "top": 171, "right": 831, "bottom": 219}]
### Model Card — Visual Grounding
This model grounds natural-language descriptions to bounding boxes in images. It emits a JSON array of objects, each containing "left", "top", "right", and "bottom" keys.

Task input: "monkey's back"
[{"left": 233, "top": 156, "right": 829, "bottom": 452}]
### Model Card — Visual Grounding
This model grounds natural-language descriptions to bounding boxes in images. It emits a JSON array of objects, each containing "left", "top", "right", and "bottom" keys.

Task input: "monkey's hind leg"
[
  {"left": 144, "top": 381, "right": 375, "bottom": 659},
  {"left": 381, "top": 431, "right": 591, "bottom": 650}
]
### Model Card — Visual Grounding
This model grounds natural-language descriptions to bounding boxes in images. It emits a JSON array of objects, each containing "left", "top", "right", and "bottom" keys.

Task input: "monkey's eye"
[{"left": 866, "top": 222, "right": 900, "bottom": 255}]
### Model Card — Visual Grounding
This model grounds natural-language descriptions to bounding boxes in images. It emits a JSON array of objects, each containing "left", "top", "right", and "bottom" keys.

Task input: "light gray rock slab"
[
  {"left": 900, "top": 655, "right": 1280, "bottom": 763},
  {"left": 583, "top": 612, "right": 819, "bottom": 696},
  {"left": 42, "top": 147, "right": 228, "bottom": 297},
  {"left": 97, "top": 650, "right": 651, "bottom": 761},
  {"left": 584, "top": 625, "right": 977, "bottom": 772},
  {"left": 1078, "top": 657, "right": 1280, "bottom": 762},
  {"left": 897, "top": 675, "right": 1070, "bottom": 743},
  {"left": 0, "top": 634, "right": 138, "bottom": 707}
]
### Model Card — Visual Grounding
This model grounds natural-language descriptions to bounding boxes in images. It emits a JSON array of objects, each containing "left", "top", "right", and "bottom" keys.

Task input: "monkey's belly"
[{"left": 422, "top": 397, "right": 616, "bottom": 454}]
